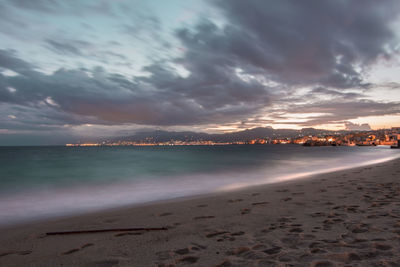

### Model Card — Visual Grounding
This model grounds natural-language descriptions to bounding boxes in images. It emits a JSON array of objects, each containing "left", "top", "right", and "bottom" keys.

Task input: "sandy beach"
[{"left": 0, "top": 158, "right": 399, "bottom": 266}]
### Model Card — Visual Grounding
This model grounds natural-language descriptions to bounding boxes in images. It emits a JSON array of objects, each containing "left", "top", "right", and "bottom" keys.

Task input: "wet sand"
[{"left": 0, "top": 158, "right": 400, "bottom": 266}]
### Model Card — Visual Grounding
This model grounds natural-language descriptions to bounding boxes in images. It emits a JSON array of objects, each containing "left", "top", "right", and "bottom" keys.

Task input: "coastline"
[{"left": 1, "top": 158, "right": 400, "bottom": 266}]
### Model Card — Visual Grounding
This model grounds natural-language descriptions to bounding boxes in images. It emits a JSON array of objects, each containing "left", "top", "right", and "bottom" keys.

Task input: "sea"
[{"left": 0, "top": 145, "right": 398, "bottom": 226}]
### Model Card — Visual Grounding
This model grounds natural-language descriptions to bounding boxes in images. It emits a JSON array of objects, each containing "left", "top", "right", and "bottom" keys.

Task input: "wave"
[{"left": 0, "top": 147, "right": 398, "bottom": 226}]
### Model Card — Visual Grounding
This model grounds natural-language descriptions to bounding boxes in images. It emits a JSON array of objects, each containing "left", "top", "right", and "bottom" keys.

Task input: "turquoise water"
[{"left": 0, "top": 145, "right": 398, "bottom": 225}]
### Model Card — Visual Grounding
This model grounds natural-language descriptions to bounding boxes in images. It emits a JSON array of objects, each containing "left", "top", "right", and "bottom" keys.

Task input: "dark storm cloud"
[
  {"left": 1, "top": 0, "right": 400, "bottom": 134},
  {"left": 0, "top": 51, "right": 270, "bottom": 127},
  {"left": 210, "top": 0, "right": 400, "bottom": 88},
  {"left": 140, "top": 53, "right": 271, "bottom": 110}
]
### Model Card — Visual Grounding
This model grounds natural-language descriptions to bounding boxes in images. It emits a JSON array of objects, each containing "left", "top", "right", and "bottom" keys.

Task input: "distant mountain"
[{"left": 108, "top": 127, "right": 344, "bottom": 143}]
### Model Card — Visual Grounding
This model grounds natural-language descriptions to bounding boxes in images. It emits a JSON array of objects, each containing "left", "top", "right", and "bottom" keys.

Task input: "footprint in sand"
[
  {"left": 374, "top": 243, "right": 392, "bottom": 250},
  {"left": 190, "top": 242, "right": 207, "bottom": 249},
  {"left": 228, "top": 199, "right": 243, "bottom": 203},
  {"left": 251, "top": 201, "right": 268, "bottom": 206},
  {"left": 194, "top": 215, "right": 215, "bottom": 220},
  {"left": 276, "top": 189, "right": 289, "bottom": 193},
  {"left": 231, "top": 231, "right": 245, "bottom": 236},
  {"left": 158, "top": 243, "right": 208, "bottom": 266},
  {"left": 205, "top": 231, "right": 230, "bottom": 238},
  {"left": 309, "top": 212, "right": 326, "bottom": 217},
  {"left": 239, "top": 249, "right": 267, "bottom": 260},
  {"left": 155, "top": 251, "right": 173, "bottom": 261},
  {"left": 289, "top": 227, "right": 303, "bottom": 233},
  {"left": 264, "top": 223, "right": 276, "bottom": 231},
  {"left": 174, "top": 248, "right": 190, "bottom": 255},
  {"left": 310, "top": 248, "right": 327, "bottom": 254},
  {"left": 115, "top": 232, "right": 143, "bottom": 237},
  {"left": 159, "top": 212, "right": 173, "bottom": 217},
  {"left": 177, "top": 256, "right": 199, "bottom": 264},
  {"left": 349, "top": 223, "right": 369, "bottom": 233},
  {"left": 263, "top": 246, "right": 281, "bottom": 255},
  {"left": 278, "top": 216, "right": 295, "bottom": 222},
  {"left": 227, "top": 246, "right": 250, "bottom": 255}
]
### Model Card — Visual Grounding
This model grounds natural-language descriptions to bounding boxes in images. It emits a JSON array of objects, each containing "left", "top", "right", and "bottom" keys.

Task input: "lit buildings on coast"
[
  {"left": 66, "top": 140, "right": 244, "bottom": 147},
  {"left": 66, "top": 127, "right": 400, "bottom": 147},
  {"left": 274, "top": 128, "right": 400, "bottom": 147}
]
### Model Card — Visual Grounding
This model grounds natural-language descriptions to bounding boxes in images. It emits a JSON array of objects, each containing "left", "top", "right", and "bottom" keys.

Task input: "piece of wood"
[{"left": 46, "top": 227, "right": 168, "bottom": 236}]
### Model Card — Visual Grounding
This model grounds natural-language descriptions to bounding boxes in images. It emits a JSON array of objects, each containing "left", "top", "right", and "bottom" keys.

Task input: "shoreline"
[
  {"left": 1, "top": 157, "right": 400, "bottom": 266},
  {"left": 0, "top": 157, "right": 398, "bottom": 228},
  {"left": 0, "top": 150, "right": 398, "bottom": 229}
]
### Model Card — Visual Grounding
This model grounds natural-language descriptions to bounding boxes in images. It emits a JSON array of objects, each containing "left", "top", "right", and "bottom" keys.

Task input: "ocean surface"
[{"left": 0, "top": 145, "right": 398, "bottom": 226}]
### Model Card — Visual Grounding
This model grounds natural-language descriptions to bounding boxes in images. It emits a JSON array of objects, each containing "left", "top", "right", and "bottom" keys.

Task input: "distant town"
[{"left": 66, "top": 127, "right": 400, "bottom": 148}]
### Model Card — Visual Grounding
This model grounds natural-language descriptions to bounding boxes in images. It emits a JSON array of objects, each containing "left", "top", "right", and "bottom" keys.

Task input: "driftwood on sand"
[{"left": 46, "top": 227, "right": 168, "bottom": 236}]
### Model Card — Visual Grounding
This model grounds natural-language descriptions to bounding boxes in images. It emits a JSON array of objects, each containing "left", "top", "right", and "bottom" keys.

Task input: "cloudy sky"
[{"left": 1, "top": 0, "right": 400, "bottom": 145}]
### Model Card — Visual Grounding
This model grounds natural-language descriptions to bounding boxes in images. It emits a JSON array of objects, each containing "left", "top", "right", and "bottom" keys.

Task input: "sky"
[{"left": 0, "top": 0, "right": 400, "bottom": 145}]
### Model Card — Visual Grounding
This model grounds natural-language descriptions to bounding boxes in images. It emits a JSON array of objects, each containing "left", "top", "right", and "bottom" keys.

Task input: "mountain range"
[{"left": 107, "top": 127, "right": 348, "bottom": 143}]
